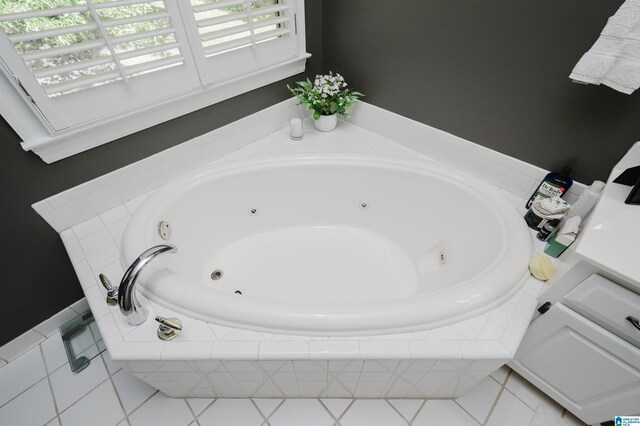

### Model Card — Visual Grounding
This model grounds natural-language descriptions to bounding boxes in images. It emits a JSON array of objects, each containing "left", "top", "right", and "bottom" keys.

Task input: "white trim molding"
[{"left": 21, "top": 54, "right": 309, "bottom": 163}]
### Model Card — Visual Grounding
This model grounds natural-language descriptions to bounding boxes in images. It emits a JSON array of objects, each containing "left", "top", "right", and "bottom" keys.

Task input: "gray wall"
[
  {"left": 3, "top": 0, "right": 640, "bottom": 346},
  {"left": 323, "top": 0, "right": 640, "bottom": 183},
  {"left": 0, "top": 0, "right": 322, "bottom": 345}
]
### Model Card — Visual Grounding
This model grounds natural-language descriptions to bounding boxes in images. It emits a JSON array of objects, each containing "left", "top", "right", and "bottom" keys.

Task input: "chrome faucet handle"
[
  {"left": 155, "top": 316, "right": 182, "bottom": 341},
  {"left": 99, "top": 274, "right": 118, "bottom": 306}
]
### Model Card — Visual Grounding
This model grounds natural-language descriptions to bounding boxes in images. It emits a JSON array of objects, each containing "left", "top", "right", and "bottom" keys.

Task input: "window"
[{"left": 0, "top": 0, "right": 307, "bottom": 161}]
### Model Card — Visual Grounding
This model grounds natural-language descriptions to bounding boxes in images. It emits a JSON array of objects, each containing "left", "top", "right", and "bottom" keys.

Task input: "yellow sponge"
[{"left": 529, "top": 253, "right": 555, "bottom": 281}]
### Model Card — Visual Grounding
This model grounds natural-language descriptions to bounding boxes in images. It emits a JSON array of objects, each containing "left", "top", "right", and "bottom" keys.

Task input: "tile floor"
[{"left": 0, "top": 332, "right": 588, "bottom": 426}]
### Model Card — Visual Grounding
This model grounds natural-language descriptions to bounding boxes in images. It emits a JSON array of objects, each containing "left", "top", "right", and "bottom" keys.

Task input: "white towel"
[{"left": 569, "top": 0, "right": 640, "bottom": 94}]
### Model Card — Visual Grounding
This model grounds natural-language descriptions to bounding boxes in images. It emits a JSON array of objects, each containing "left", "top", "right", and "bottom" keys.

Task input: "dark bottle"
[{"left": 526, "top": 166, "right": 573, "bottom": 209}]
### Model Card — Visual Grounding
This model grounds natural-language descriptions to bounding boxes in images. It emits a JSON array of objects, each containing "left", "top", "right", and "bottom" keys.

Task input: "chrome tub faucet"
[{"left": 118, "top": 244, "right": 177, "bottom": 325}]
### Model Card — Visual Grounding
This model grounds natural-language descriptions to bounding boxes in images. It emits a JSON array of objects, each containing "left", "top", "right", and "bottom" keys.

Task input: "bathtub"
[{"left": 123, "top": 154, "right": 532, "bottom": 337}]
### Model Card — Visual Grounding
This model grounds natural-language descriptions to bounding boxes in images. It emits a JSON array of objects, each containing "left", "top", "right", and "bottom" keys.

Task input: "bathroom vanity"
[{"left": 510, "top": 142, "right": 640, "bottom": 425}]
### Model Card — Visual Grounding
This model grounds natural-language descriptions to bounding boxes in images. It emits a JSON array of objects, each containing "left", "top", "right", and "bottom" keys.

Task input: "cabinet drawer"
[{"left": 564, "top": 274, "right": 640, "bottom": 347}]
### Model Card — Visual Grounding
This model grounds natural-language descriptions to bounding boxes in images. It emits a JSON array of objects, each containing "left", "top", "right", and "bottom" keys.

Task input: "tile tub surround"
[
  {"left": 0, "top": 337, "right": 588, "bottom": 426},
  {"left": 31, "top": 98, "right": 585, "bottom": 235},
  {"left": 23, "top": 119, "right": 549, "bottom": 399}
]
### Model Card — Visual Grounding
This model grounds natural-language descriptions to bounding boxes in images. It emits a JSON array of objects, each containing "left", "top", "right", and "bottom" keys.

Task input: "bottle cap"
[
  {"left": 560, "top": 166, "right": 572, "bottom": 177},
  {"left": 590, "top": 180, "right": 605, "bottom": 193}
]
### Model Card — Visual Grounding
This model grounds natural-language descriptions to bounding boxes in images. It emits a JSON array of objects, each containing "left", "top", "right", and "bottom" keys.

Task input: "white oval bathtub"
[{"left": 123, "top": 154, "right": 532, "bottom": 336}]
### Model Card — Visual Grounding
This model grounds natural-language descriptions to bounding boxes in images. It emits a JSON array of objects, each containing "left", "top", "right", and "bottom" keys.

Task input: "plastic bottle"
[
  {"left": 526, "top": 166, "right": 574, "bottom": 209},
  {"left": 565, "top": 180, "right": 605, "bottom": 220}
]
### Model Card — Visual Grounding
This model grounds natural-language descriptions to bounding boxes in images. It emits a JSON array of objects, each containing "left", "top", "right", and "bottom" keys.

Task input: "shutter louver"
[
  {"left": 192, "top": 0, "right": 290, "bottom": 56},
  {"left": 0, "top": 0, "right": 306, "bottom": 142},
  {"left": 0, "top": 0, "right": 184, "bottom": 97},
  {"left": 180, "top": 0, "right": 299, "bottom": 85}
]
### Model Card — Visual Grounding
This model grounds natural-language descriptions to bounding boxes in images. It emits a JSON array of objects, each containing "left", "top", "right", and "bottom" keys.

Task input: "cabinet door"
[{"left": 511, "top": 303, "right": 640, "bottom": 425}]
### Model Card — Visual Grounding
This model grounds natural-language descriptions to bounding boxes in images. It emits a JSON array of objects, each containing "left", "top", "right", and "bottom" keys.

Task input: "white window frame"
[{"left": 0, "top": 0, "right": 309, "bottom": 163}]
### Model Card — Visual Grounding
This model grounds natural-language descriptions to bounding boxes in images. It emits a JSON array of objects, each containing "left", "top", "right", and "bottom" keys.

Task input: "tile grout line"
[
  {"left": 40, "top": 343, "right": 61, "bottom": 425},
  {"left": 409, "top": 398, "right": 428, "bottom": 425},
  {"left": 316, "top": 397, "right": 340, "bottom": 424},
  {"left": 503, "top": 371, "right": 564, "bottom": 414},
  {"left": 103, "top": 355, "right": 130, "bottom": 425},
  {"left": 0, "top": 346, "right": 54, "bottom": 410},
  {"left": 249, "top": 398, "right": 269, "bottom": 423},
  {"left": 121, "top": 389, "right": 159, "bottom": 420},
  {"left": 384, "top": 399, "right": 412, "bottom": 424},
  {"left": 452, "top": 398, "right": 483, "bottom": 425},
  {"left": 262, "top": 398, "right": 285, "bottom": 422},
  {"left": 317, "top": 398, "right": 341, "bottom": 424},
  {"left": 482, "top": 369, "right": 512, "bottom": 426},
  {"left": 0, "top": 371, "right": 46, "bottom": 409},
  {"left": 57, "top": 376, "right": 112, "bottom": 417},
  {"left": 451, "top": 376, "right": 502, "bottom": 425},
  {"left": 337, "top": 399, "right": 356, "bottom": 423},
  {"left": 193, "top": 397, "right": 216, "bottom": 420},
  {"left": 181, "top": 398, "right": 198, "bottom": 425}
]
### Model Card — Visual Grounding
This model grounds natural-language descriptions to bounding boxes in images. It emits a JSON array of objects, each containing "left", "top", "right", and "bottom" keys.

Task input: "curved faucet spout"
[{"left": 118, "top": 244, "right": 177, "bottom": 325}]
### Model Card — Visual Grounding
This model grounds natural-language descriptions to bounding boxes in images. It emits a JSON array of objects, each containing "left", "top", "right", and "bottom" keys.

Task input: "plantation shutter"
[
  {"left": 178, "top": 0, "right": 299, "bottom": 86},
  {"left": 0, "top": 0, "right": 200, "bottom": 131}
]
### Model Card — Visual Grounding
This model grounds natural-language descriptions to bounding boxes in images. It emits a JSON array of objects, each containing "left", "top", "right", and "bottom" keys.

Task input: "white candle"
[{"left": 289, "top": 118, "right": 303, "bottom": 140}]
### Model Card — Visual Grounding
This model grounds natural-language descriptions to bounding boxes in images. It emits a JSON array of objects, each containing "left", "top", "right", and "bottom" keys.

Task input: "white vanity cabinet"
[
  {"left": 511, "top": 300, "right": 640, "bottom": 424},
  {"left": 511, "top": 142, "right": 640, "bottom": 425}
]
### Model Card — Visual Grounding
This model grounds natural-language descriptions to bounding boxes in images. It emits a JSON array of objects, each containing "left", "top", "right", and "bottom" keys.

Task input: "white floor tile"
[
  {"left": 186, "top": 398, "right": 214, "bottom": 416},
  {"left": 60, "top": 380, "right": 125, "bottom": 426},
  {"left": 41, "top": 333, "right": 68, "bottom": 374},
  {"left": 0, "top": 379, "right": 56, "bottom": 426},
  {"left": 45, "top": 417, "right": 61, "bottom": 426},
  {"left": 530, "top": 403, "right": 564, "bottom": 426},
  {"left": 102, "top": 352, "right": 123, "bottom": 376},
  {"left": 0, "top": 345, "right": 47, "bottom": 406},
  {"left": 506, "top": 372, "right": 563, "bottom": 413},
  {"left": 252, "top": 398, "right": 282, "bottom": 418},
  {"left": 49, "top": 355, "right": 108, "bottom": 411},
  {"left": 455, "top": 376, "right": 502, "bottom": 423},
  {"left": 199, "top": 399, "right": 263, "bottom": 426},
  {"left": 0, "top": 330, "right": 45, "bottom": 363},
  {"left": 388, "top": 399, "right": 424, "bottom": 422},
  {"left": 319, "top": 398, "right": 352, "bottom": 419},
  {"left": 268, "top": 399, "right": 333, "bottom": 426},
  {"left": 112, "top": 369, "right": 156, "bottom": 414},
  {"left": 413, "top": 400, "right": 477, "bottom": 426},
  {"left": 129, "top": 392, "right": 193, "bottom": 426},
  {"left": 490, "top": 365, "right": 510, "bottom": 384},
  {"left": 340, "top": 400, "right": 406, "bottom": 426},
  {"left": 486, "top": 390, "right": 534, "bottom": 426}
]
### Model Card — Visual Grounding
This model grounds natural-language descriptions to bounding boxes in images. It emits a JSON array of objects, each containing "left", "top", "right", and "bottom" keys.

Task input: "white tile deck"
[
  {"left": 2, "top": 106, "right": 594, "bottom": 423},
  {"left": 0, "top": 318, "right": 589, "bottom": 426},
  {"left": 45, "top": 120, "right": 547, "bottom": 374}
]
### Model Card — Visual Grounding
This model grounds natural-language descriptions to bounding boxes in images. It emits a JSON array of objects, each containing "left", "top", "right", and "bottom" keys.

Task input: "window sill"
[{"left": 15, "top": 54, "right": 310, "bottom": 163}]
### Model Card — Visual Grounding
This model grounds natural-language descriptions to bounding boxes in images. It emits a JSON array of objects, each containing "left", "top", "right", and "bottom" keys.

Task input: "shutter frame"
[
  {"left": 179, "top": 0, "right": 300, "bottom": 86},
  {"left": 0, "top": 0, "right": 201, "bottom": 131}
]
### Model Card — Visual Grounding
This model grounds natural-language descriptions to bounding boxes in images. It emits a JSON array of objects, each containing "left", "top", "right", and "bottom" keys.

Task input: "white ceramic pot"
[{"left": 314, "top": 114, "right": 338, "bottom": 132}]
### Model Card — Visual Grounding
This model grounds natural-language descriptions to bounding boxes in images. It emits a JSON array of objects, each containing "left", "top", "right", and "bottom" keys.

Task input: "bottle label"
[{"left": 533, "top": 181, "right": 565, "bottom": 203}]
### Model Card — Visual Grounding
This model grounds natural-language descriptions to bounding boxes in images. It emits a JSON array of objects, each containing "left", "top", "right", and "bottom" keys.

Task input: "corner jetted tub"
[{"left": 123, "top": 154, "right": 532, "bottom": 336}]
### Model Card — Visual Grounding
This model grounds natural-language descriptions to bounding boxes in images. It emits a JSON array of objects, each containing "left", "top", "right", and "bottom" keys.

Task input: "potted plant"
[{"left": 288, "top": 72, "right": 364, "bottom": 132}]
